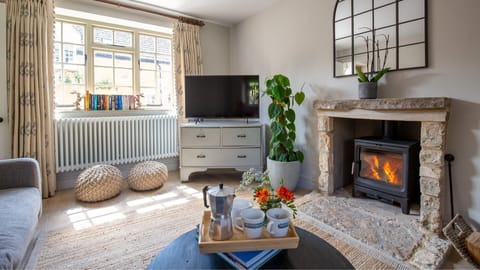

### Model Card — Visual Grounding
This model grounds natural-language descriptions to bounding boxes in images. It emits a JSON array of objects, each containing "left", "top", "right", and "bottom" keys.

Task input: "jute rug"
[{"left": 36, "top": 196, "right": 402, "bottom": 269}]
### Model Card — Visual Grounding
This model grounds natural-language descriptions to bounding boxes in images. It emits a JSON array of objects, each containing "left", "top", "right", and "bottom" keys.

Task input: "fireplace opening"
[{"left": 352, "top": 136, "right": 420, "bottom": 214}]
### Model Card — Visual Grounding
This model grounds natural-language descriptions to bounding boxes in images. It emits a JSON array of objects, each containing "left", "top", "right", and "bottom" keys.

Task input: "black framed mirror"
[{"left": 334, "top": 0, "right": 428, "bottom": 77}]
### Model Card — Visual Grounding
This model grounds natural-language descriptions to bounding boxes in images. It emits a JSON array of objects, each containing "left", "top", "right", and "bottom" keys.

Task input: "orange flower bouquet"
[{"left": 240, "top": 169, "right": 297, "bottom": 218}]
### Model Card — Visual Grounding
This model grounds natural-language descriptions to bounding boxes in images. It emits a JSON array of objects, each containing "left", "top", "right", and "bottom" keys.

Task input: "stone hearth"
[
  {"left": 314, "top": 97, "right": 450, "bottom": 233},
  {"left": 313, "top": 97, "right": 451, "bottom": 268}
]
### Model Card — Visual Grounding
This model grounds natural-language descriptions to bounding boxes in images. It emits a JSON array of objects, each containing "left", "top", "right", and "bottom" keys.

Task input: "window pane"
[
  {"left": 159, "top": 71, "right": 173, "bottom": 90},
  {"left": 115, "top": 53, "right": 132, "bottom": 68},
  {"left": 54, "top": 43, "right": 61, "bottom": 62},
  {"left": 55, "top": 22, "right": 62, "bottom": 42},
  {"left": 140, "top": 53, "right": 156, "bottom": 70},
  {"left": 94, "top": 50, "right": 113, "bottom": 66},
  {"left": 63, "top": 64, "right": 85, "bottom": 85},
  {"left": 140, "top": 70, "right": 156, "bottom": 87},
  {"left": 157, "top": 55, "right": 172, "bottom": 71},
  {"left": 115, "top": 68, "right": 133, "bottom": 87},
  {"left": 94, "top": 67, "right": 114, "bottom": 91},
  {"left": 114, "top": 30, "right": 132, "bottom": 47},
  {"left": 140, "top": 35, "right": 155, "bottom": 53},
  {"left": 94, "top": 27, "right": 113, "bottom": 45},
  {"left": 63, "top": 44, "right": 85, "bottom": 64},
  {"left": 141, "top": 87, "right": 158, "bottom": 105},
  {"left": 63, "top": 23, "right": 84, "bottom": 44},
  {"left": 54, "top": 64, "right": 63, "bottom": 85},
  {"left": 116, "top": 87, "right": 133, "bottom": 95},
  {"left": 156, "top": 37, "right": 171, "bottom": 55}
]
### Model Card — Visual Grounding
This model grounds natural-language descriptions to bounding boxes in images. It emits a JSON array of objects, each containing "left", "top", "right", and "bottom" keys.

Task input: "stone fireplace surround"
[{"left": 314, "top": 97, "right": 450, "bottom": 234}]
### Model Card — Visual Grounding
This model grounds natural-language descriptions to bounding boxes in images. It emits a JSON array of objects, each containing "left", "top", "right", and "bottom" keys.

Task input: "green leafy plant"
[
  {"left": 356, "top": 32, "right": 391, "bottom": 82},
  {"left": 264, "top": 74, "right": 305, "bottom": 163}
]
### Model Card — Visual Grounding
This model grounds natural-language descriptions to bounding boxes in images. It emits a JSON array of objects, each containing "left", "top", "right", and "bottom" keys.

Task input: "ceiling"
[{"left": 122, "top": 0, "right": 281, "bottom": 25}]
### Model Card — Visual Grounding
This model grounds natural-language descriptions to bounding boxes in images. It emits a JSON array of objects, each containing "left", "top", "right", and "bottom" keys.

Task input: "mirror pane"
[
  {"left": 375, "top": 26, "right": 396, "bottom": 49},
  {"left": 353, "top": 12, "right": 372, "bottom": 34},
  {"left": 336, "top": 0, "right": 351, "bottom": 20},
  {"left": 335, "top": 19, "right": 351, "bottom": 39},
  {"left": 336, "top": 55, "right": 353, "bottom": 76},
  {"left": 399, "top": 19, "right": 425, "bottom": 46},
  {"left": 399, "top": 43, "right": 425, "bottom": 68},
  {"left": 354, "top": 32, "right": 372, "bottom": 54},
  {"left": 374, "top": 0, "right": 395, "bottom": 8},
  {"left": 382, "top": 47, "right": 397, "bottom": 71},
  {"left": 399, "top": 0, "right": 424, "bottom": 23},
  {"left": 354, "top": 0, "right": 372, "bottom": 15},
  {"left": 374, "top": 4, "right": 396, "bottom": 29},
  {"left": 336, "top": 37, "right": 352, "bottom": 57},
  {"left": 354, "top": 53, "right": 370, "bottom": 74}
]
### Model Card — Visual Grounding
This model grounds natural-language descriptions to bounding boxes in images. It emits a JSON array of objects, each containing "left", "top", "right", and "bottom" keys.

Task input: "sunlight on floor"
[{"left": 66, "top": 186, "right": 204, "bottom": 230}]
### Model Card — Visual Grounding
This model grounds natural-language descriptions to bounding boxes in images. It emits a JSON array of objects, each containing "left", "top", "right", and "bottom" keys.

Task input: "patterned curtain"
[
  {"left": 6, "top": 0, "right": 56, "bottom": 198},
  {"left": 173, "top": 21, "right": 203, "bottom": 122}
]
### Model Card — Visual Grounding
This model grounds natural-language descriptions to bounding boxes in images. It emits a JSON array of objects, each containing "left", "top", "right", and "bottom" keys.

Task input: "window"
[
  {"left": 54, "top": 17, "right": 173, "bottom": 110},
  {"left": 54, "top": 21, "right": 86, "bottom": 107}
]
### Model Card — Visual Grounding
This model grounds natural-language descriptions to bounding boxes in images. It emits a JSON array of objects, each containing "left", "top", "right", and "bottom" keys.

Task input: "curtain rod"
[{"left": 93, "top": 0, "right": 205, "bottom": 26}]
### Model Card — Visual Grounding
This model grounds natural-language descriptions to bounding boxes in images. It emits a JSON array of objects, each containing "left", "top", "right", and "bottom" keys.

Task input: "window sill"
[{"left": 55, "top": 109, "right": 176, "bottom": 119}]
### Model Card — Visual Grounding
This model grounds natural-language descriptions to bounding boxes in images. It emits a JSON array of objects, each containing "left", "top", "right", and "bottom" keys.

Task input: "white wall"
[
  {"left": 229, "top": 0, "right": 480, "bottom": 226},
  {"left": 200, "top": 23, "right": 231, "bottom": 75}
]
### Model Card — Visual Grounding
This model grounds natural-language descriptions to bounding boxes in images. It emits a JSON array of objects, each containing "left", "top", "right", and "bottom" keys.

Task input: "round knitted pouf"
[
  {"left": 127, "top": 161, "right": 168, "bottom": 191},
  {"left": 75, "top": 164, "right": 123, "bottom": 202}
]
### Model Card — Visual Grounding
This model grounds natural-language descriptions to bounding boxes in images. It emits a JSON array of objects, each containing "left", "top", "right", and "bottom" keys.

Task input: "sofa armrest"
[{"left": 0, "top": 158, "right": 42, "bottom": 192}]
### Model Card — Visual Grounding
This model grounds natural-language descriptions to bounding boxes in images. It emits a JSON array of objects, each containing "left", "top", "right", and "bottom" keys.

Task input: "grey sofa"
[{"left": 0, "top": 158, "right": 42, "bottom": 270}]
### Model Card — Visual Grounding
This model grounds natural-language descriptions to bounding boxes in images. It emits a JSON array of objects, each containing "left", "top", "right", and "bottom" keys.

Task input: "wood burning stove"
[{"left": 352, "top": 137, "right": 420, "bottom": 214}]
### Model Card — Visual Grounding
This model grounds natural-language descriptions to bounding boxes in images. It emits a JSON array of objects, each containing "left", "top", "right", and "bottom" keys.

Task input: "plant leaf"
[
  {"left": 371, "top": 67, "right": 390, "bottom": 82},
  {"left": 294, "top": 92, "right": 305, "bottom": 105},
  {"left": 296, "top": 151, "right": 304, "bottom": 162},
  {"left": 285, "top": 109, "right": 295, "bottom": 122},
  {"left": 268, "top": 103, "right": 282, "bottom": 119},
  {"left": 356, "top": 66, "right": 369, "bottom": 82},
  {"left": 275, "top": 74, "right": 290, "bottom": 88}
]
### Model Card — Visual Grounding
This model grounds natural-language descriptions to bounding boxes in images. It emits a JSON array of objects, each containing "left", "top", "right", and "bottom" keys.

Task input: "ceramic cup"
[
  {"left": 234, "top": 208, "right": 265, "bottom": 239},
  {"left": 266, "top": 208, "right": 290, "bottom": 238},
  {"left": 231, "top": 198, "right": 253, "bottom": 223}
]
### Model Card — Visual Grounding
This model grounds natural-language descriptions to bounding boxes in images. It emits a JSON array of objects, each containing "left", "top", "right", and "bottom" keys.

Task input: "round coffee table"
[{"left": 148, "top": 227, "right": 354, "bottom": 269}]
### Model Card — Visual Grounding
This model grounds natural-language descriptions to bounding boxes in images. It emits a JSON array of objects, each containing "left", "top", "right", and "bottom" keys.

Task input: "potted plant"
[
  {"left": 264, "top": 74, "right": 305, "bottom": 191},
  {"left": 356, "top": 33, "right": 391, "bottom": 99}
]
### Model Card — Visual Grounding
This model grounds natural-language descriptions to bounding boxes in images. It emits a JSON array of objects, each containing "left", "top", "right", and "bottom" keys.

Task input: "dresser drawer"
[
  {"left": 181, "top": 149, "right": 222, "bottom": 166},
  {"left": 221, "top": 148, "right": 261, "bottom": 167},
  {"left": 181, "top": 127, "right": 221, "bottom": 147},
  {"left": 222, "top": 127, "right": 261, "bottom": 146},
  {"left": 182, "top": 148, "right": 261, "bottom": 167}
]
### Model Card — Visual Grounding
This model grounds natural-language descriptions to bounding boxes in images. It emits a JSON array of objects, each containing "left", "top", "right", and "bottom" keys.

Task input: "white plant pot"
[{"left": 267, "top": 158, "right": 301, "bottom": 191}]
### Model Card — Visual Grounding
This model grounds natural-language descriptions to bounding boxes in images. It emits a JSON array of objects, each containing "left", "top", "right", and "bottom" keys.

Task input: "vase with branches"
[{"left": 355, "top": 31, "right": 391, "bottom": 99}]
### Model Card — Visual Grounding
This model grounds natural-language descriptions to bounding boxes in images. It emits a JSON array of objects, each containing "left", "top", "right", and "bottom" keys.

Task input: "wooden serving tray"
[{"left": 198, "top": 210, "right": 299, "bottom": 253}]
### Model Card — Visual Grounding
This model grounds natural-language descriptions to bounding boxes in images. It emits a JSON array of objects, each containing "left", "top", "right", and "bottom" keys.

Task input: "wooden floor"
[{"left": 27, "top": 169, "right": 469, "bottom": 269}]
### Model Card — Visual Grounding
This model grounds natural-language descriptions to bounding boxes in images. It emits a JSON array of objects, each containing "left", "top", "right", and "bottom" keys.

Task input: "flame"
[{"left": 360, "top": 151, "right": 403, "bottom": 186}]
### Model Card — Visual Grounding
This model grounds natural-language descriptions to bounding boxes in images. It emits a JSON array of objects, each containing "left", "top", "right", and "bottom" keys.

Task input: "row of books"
[{"left": 84, "top": 91, "right": 137, "bottom": 111}]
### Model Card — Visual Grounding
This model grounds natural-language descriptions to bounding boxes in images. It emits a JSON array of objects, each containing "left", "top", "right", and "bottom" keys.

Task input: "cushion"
[
  {"left": 0, "top": 188, "right": 41, "bottom": 269},
  {"left": 127, "top": 161, "right": 168, "bottom": 191},
  {"left": 75, "top": 165, "right": 123, "bottom": 202}
]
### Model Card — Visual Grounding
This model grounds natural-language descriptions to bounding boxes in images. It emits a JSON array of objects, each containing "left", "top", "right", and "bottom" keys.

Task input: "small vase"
[{"left": 358, "top": 82, "right": 378, "bottom": 99}]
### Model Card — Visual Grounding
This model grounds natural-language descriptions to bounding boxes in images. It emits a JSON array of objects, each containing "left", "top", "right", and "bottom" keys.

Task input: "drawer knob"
[
  {"left": 196, "top": 135, "right": 206, "bottom": 138},
  {"left": 237, "top": 134, "right": 247, "bottom": 138},
  {"left": 197, "top": 154, "right": 206, "bottom": 159},
  {"left": 237, "top": 155, "right": 247, "bottom": 158}
]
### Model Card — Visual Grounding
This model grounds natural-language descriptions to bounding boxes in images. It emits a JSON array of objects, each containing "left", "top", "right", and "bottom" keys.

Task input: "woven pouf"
[
  {"left": 75, "top": 164, "right": 123, "bottom": 202},
  {"left": 127, "top": 161, "right": 168, "bottom": 191}
]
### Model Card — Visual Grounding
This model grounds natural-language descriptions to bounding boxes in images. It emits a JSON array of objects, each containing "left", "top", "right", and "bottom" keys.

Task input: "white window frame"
[{"left": 55, "top": 15, "right": 174, "bottom": 112}]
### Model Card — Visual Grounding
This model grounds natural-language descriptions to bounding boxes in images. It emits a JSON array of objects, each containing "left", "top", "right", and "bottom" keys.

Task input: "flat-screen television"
[{"left": 185, "top": 75, "right": 260, "bottom": 119}]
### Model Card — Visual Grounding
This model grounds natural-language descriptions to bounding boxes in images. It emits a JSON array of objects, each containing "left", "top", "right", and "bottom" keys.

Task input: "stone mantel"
[
  {"left": 314, "top": 97, "right": 451, "bottom": 234},
  {"left": 314, "top": 97, "right": 451, "bottom": 122}
]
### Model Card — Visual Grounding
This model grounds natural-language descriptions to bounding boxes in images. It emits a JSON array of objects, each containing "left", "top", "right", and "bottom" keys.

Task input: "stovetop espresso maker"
[{"left": 203, "top": 183, "right": 235, "bottom": 241}]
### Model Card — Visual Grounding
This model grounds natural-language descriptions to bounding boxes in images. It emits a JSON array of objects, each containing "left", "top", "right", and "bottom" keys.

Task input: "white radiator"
[{"left": 55, "top": 114, "right": 178, "bottom": 173}]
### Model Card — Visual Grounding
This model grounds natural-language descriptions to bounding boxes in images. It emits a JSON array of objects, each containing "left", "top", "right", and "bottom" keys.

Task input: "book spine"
[{"left": 84, "top": 90, "right": 89, "bottom": 110}]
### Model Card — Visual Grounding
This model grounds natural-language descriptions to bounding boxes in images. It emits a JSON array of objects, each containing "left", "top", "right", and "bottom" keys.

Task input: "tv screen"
[{"left": 185, "top": 75, "right": 260, "bottom": 119}]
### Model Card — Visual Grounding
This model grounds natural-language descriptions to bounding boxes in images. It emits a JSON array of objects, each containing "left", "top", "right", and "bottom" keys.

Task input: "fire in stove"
[{"left": 359, "top": 149, "right": 403, "bottom": 186}]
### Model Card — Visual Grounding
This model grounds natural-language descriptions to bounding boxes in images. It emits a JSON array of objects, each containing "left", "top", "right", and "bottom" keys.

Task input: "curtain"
[
  {"left": 173, "top": 21, "right": 203, "bottom": 122},
  {"left": 6, "top": 0, "right": 56, "bottom": 198}
]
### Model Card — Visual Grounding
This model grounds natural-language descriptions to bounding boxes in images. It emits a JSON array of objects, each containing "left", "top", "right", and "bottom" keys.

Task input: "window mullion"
[{"left": 86, "top": 22, "right": 94, "bottom": 93}]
